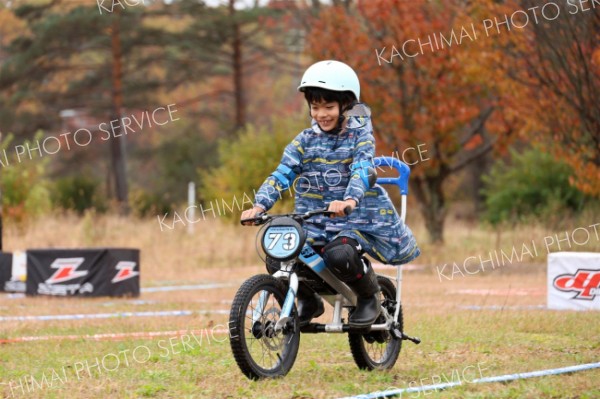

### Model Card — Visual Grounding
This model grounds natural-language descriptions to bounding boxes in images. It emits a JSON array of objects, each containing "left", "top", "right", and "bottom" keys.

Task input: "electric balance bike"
[{"left": 229, "top": 157, "right": 421, "bottom": 380}]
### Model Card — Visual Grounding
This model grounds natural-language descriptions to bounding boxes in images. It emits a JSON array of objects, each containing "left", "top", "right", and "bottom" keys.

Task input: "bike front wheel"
[{"left": 229, "top": 274, "right": 300, "bottom": 379}]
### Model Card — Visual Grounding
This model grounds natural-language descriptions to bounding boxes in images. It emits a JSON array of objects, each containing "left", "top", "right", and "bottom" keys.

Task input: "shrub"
[
  {"left": 481, "top": 147, "right": 586, "bottom": 226},
  {"left": 129, "top": 188, "right": 173, "bottom": 218},
  {"left": 199, "top": 117, "right": 306, "bottom": 220},
  {"left": 51, "top": 175, "right": 106, "bottom": 215},
  {"left": 1, "top": 132, "right": 52, "bottom": 222}
]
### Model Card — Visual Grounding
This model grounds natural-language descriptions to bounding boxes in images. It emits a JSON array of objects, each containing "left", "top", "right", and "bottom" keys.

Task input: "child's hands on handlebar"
[
  {"left": 327, "top": 199, "right": 357, "bottom": 217},
  {"left": 240, "top": 200, "right": 355, "bottom": 226},
  {"left": 240, "top": 206, "right": 265, "bottom": 225}
]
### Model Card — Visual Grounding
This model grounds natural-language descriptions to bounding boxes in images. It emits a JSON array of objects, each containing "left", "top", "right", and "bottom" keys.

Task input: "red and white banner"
[{"left": 548, "top": 252, "right": 600, "bottom": 311}]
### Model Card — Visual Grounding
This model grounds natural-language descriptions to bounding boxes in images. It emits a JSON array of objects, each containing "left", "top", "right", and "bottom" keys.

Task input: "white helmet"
[{"left": 297, "top": 60, "right": 360, "bottom": 101}]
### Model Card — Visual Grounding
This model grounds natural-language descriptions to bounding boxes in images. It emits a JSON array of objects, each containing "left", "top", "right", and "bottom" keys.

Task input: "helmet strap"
[{"left": 327, "top": 101, "right": 357, "bottom": 135}]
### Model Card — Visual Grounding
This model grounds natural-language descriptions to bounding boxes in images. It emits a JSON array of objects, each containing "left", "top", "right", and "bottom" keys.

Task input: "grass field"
[{"left": 0, "top": 213, "right": 599, "bottom": 398}]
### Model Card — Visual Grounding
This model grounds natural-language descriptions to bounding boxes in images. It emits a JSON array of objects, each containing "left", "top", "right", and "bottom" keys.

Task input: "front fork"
[
  {"left": 254, "top": 242, "right": 358, "bottom": 333},
  {"left": 252, "top": 261, "right": 298, "bottom": 333}
]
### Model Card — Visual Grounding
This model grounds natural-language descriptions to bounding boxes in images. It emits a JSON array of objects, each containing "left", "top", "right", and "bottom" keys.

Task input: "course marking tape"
[
  {"left": 452, "top": 288, "right": 545, "bottom": 296},
  {"left": 460, "top": 305, "right": 546, "bottom": 310},
  {"left": 3, "top": 293, "right": 25, "bottom": 299},
  {"left": 101, "top": 299, "right": 159, "bottom": 306},
  {"left": 141, "top": 283, "right": 233, "bottom": 293},
  {"left": 0, "top": 328, "right": 231, "bottom": 344},
  {"left": 2, "top": 283, "right": 232, "bottom": 298},
  {"left": 0, "top": 309, "right": 229, "bottom": 322},
  {"left": 338, "top": 362, "right": 600, "bottom": 399}
]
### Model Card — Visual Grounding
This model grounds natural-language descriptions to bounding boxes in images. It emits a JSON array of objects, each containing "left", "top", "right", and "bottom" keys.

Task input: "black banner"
[
  {"left": 26, "top": 248, "right": 140, "bottom": 297},
  {"left": 0, "top": 252, "right": 12, "bottom": 292}
]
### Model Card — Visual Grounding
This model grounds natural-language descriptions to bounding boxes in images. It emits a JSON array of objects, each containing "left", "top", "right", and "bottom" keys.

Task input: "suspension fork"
[
  {"left": 252, "top": 290, "right": 270, "bottom": 324},
  {"left": 252, "top": 274, "right": 298, "bottom": 323},
  {"left": 250, "top": 259, "right": 300, "bottom": 331},
  {"left": 273, "top": 271, "right": 298, "bottom": 331}
]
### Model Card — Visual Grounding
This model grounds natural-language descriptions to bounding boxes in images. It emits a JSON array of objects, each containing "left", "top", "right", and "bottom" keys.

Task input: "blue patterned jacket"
[{"left": 253, "top": 108, "right": 420, "bottom": 265}]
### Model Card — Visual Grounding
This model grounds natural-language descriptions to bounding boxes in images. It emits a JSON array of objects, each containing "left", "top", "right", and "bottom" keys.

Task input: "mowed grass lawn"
[{"left": 0, "top": 214, "right": 599, "bottom": 398}]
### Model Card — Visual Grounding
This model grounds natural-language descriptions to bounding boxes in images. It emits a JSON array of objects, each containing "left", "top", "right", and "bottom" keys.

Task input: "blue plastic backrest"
[{"left": 373, "top": 156, "right": 410, "bottom": 195}]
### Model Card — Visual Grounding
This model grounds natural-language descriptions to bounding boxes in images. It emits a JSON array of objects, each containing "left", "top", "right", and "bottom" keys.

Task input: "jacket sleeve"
[
  {"left": 253, "top": 133, "right": 305, "bottom": 211},
  {"left": 343, "top": 125, "right": 376, "bottom": 205}
]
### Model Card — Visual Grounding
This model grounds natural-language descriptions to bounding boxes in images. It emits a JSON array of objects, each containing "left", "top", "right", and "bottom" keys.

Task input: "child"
[{"left": 241, "top": 60, "right": 420, "bottom": 328}]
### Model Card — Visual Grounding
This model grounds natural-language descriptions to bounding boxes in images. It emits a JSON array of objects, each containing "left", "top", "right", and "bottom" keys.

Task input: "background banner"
[
  {"left": 548, "top": 252, "right": 600, "bottom": 311},
  {"left": 26, "top": 248, "right": 140, "bottom": 297},
  {"left": 0, "top": 252, "right": 12, "bottom": 292}
]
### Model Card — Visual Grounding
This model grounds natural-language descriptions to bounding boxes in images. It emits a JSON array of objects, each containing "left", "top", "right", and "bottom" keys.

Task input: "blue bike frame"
[{"left": 254, "top": 156, "right": 411, "bottom": 333}]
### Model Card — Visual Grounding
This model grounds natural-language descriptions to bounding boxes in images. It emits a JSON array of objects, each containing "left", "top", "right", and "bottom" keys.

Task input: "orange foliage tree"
[
  {"left": 489, "top": 0, "right": 600, "bottom": 197},
  {"left": 306, "top": 0, "right": 516, "bottom": 243}
]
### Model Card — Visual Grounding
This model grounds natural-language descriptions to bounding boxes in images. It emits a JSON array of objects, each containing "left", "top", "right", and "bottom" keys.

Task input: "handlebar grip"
[
  {"left": 240, "top": 218, "right": 256, "bottom": 226},
  {"left": 240, "top": 213, "right": 265, "bottom": 225},
  {"left": 343, "top": 206, "right": 353, "bottom": 216}
]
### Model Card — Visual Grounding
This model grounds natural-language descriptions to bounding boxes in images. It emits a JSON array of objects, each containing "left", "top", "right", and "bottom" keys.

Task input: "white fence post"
[{"left": 187, "top": 182, "right": 195, "bottom": 235}]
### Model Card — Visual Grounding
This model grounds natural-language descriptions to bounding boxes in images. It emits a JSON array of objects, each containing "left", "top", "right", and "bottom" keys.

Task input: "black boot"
[
  {"left": 296, "top": 283, "right": 324, "bottom": 327},
  {"left": 348, "top": 263, "right": 381, "bottom": 328}
]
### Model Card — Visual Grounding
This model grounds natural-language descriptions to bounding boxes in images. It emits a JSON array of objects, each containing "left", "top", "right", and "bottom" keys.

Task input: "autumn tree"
[
  {"left": 498, "top": 0, "right": 600, "bottom": 196},
  {"left": 0, "top": 0, "right": 180, "bottom": 211},
  {"left": 0, "top": 0, "right": 239, "bottom": 210},
  {"left": 172, "top": 0, "right": 305, "bottom": 134},
  {"left": 0, "top": 0, "right": 310, "bottom": 214},
  {"left": 306, "top": 0, "right": 516, "bottom": 243}
]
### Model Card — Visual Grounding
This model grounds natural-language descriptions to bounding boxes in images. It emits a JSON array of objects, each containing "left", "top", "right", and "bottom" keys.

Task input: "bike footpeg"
[{"left": 401, "top": 332, "right": 421, "bottom": 345}]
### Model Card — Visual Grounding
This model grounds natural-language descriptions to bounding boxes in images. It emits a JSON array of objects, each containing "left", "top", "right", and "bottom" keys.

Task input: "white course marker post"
[{"left": 187, "top": 182, "right": 195, "bottom": 235}]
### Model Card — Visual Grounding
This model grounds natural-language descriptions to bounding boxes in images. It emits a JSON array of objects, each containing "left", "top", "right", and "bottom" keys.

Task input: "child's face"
[{"left": 310, "top": 100, "right": 340, "bottom": 132}]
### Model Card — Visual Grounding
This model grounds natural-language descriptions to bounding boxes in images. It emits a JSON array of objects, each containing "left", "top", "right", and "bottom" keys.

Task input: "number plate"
[{"left": 262, "top": 225, "right": 301, "bottom": 260}]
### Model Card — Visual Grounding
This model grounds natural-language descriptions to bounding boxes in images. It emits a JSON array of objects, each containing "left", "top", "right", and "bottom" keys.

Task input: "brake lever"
[
  {"left": 318, "top": 206, "right": 353, "bottom": 218},
  {"left": 240, "top": 213, "right": 267, "bottom": 226},
  {"left": 304, "top": 208, "right": 334, "bottom": 218}
]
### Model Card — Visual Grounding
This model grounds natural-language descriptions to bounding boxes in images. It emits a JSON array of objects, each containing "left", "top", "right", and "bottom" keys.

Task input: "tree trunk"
[
  {"left": 412, "top": 174, "right": 447, "bottom": 244},
  {"left": 466, "top": 150, "right": 492, "bottom": 215},
  {"left": 230, "top": 0, "right": 245, "bottom": 131},
  {"left": 110, "top": 8, "right": 129, "bottom": 214}
]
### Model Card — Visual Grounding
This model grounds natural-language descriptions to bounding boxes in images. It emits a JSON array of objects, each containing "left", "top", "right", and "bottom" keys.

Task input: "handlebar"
[{"left": 240, "top": 205, "right": 353, "bottom": 226}]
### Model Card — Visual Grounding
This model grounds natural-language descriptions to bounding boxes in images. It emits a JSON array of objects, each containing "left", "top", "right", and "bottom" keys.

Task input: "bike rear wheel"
[
  {"left": 229, "top": 274, "right": 300, "bottom": 379},
  {"left": 348, "top": 276, "right": 402, "bottom": 370}
]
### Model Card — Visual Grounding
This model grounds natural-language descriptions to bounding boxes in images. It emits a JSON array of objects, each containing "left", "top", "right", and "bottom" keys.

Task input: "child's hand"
[
  {"left": 240, "top": 206, "right": 264, "bottom": 225},
  {"left": 327, "top": 199, "right": 357, "bottom": 218}
]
